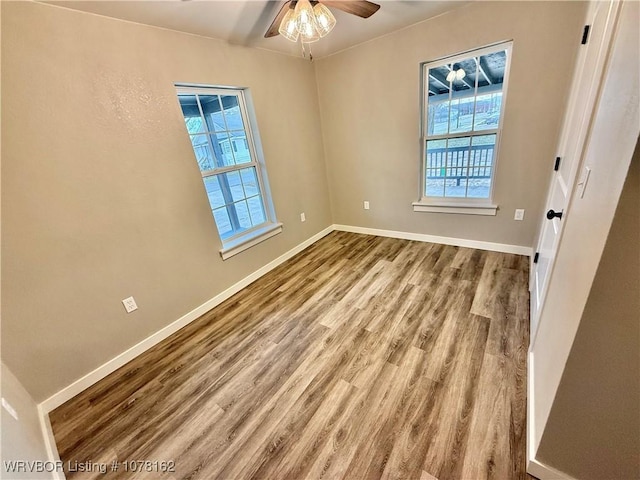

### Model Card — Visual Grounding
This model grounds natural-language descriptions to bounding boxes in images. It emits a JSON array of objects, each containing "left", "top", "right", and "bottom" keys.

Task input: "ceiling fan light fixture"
[
  {"left": 313, "top": 3, "right": 336, "bottom": 37},
  {"left": 295, "top": 0, "right": 314, "bottom": 31},
  {"left": 446, "top": 65, "right": 466, "bottom": 83},
  {"left": 299, "top": 22, "right": 320, "bottom": 43},
  {"left": 278, "top": 7, "right": 300, "bottom": 42},
  {"left": 268, "top": 0, "right": 379, "bottom": 46}
]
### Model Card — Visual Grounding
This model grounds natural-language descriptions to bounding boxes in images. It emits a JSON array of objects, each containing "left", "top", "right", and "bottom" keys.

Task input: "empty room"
[{"left": 1, "top": 1, "right": 638, "bottom": 479}]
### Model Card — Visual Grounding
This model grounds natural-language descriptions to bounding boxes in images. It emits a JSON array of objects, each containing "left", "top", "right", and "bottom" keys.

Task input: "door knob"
[{"left": 546, "top": 209, "right": 563, "bottom": 220}]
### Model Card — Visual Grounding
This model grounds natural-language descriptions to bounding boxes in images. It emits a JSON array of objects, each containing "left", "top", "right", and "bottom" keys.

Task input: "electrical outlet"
[
  {"left": 300, "top": 213, "right": 306, "bottom": 222},
  {"left": 122, "top": 296, "right": 138, "bottom": 313},
  {"left": 2, "top": 398, "right": 18, "bottom": 421},
  {"left": 364, "top": 201, "right": 370, "bottom": 210},
  {"left": 514, "top": 209, "right": 525, "bottom": 221}
]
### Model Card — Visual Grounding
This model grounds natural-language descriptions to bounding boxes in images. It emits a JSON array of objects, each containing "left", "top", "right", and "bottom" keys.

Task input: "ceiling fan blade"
[
  {"left": 265, "top": 1, "right": 292, "bottom": 38},
  {"left": 320, "top": 1, "right": 380, "bottom": 18}
]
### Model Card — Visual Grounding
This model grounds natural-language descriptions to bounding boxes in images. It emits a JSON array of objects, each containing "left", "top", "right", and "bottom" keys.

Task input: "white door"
[{"left": 529, "top": 0, "right": 621, "bottom": 345}]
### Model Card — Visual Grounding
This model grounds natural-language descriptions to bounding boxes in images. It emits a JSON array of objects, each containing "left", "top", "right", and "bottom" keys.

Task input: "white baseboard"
[
  {"left": 39, "top": 223, "right": 529, "bottom": 414},
  {"left": 527, "top": 458, "right": 578, "bottom": 480},
  {"left": 37, "top": 222, "right": 535, "bottom": 473},
  {"left": 333, "top": 224, "right": 533, "bottom": 256},
  {"left": 38, "top": 403, "right": 66, "bottom": 480},
  {"left": 526, "top": 352, "right": 576, "bottom": 480},
  {"left": 527, "top": 350, "right": 538, "bottom": 468},
  {"left": 39, "top": 225, "right": 334, "bottom": 414}
]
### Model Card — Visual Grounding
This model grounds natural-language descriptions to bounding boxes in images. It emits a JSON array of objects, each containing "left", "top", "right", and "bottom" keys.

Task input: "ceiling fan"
[{"left": 264, "top": 0, "right": 381, "bottom": 42}]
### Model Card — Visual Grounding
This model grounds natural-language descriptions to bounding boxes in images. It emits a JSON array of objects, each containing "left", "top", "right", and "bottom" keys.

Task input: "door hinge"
[
  {"left": 533, "top": 252, "right": 540, "bottom": 264},
  {"left": 581, "top": 25, "right": 590, "bottom": 45},
  {"left": 554, "top": 157, "right": 561, "bottom": 171}
]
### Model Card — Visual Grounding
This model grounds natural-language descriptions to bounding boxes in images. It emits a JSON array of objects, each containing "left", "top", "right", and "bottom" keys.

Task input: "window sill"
[
  {"left": 220, "top": 223, "right": 283, "bottom": 260},
  {"left": 412, "top": 201, "right": 498, "bottom": 216}
]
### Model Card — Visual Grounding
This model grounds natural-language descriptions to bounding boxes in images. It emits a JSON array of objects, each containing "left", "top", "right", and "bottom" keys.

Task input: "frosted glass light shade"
[
  {"left": 313, "top": 3, "right": 336, "bottom": 37},
  {"left": 295, "top": 0, "right": 320, "bottom": 43},
  {"left": 279, "top": 8, "right": 299, "bottom": 42},
  {"left": 446, "top": 68, "right": 466, "bottom": 82}
]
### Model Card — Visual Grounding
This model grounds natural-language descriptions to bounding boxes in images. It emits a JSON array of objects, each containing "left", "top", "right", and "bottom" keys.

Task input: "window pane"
[
  {"left": 231, "top": 200, "right": 252, "bottom": 229},
  {"left": 425, "top": 136, "right": 497, "bottom": 198},
  {"left": 426, "top": 178, "right": 445, "bottom": 198},
  {"left": 216, "top": 170, "right": 245, "bottom": 203},
  {"left": 220, "top": 95, "right": 245, "bottom": 131},
  {"left": 199, "top": 95, "right": 226, "bottom": 132},
  {"left": 210, "top": 132, "right": 234, "bottom": 166},
  {"left": 203, "top": 176, "right": 225, "bottom": 209},
  {"left": 426, "top": 63, "right": 452, "bottom": 135},
  {"left": 426, "top": 51, "right": 507, "bottom": 136},
  {"left": 449, "top": 96, "right": 475, "bottom": 134},
  {"left": 444, "top": 137, "right": 471, "bottom": 197},
  {"left": 478, "top": 51, "right": 507, "bottom": 86},
  {"left": 185, "top": 116, "right": 205, "bottom": 135},
  {"left": 178, "top": 95, "right": 206, "bottom": 134},
  {"left": 190, "top": 135, "right": 216, "bottom": 171},
  {"left": 247, "top": 195, "right": 266, "bottom": 225},
  {"left": 467, "top": 178, "right": 492, "bottom": 199},
  {"left": 447, "top": 62, "right": 473, "bottom": 94},
  {"left": 426, "top": 65, "right": 450, "bottom": 97},
  {"left": 213, "top": 207, "right": 233, "bottom": 239},
  {"left": 467, "top": 134, "right": 496, "bottom": 198},
  {"left": 474, "top": 50, "right": 506, "bottom": 131},
  {"left": 425, "top": 139, "right": 447, "bottom": 197},
  {"left": 240, "top": 167, "right": 259, "bottom": 197},
  {"left": 474, "top": 92, "right": 503, "bottom": 131},
  {"left": 427, "top": 101, "right": 450, "bottom": 136},
  {"left": 231, "top": 134, "right": 251, "bottom": 164}
]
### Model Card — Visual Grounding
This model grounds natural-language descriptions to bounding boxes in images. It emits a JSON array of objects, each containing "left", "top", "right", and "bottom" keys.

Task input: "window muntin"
[
  {"left": 422, "top": 43, "right": 511, "bottom": 201},
  {"left": 177, "top": 87, "right": 276, "bottom": 244}
]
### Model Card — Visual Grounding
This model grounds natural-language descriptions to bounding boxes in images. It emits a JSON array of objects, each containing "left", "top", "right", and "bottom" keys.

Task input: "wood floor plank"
[
  {"left": 265, "top": 379, "right": 356, "bottom": 479},
  {"left": 194, "top": 315, "right": 372, "bottom": 479},
  {"left": 421, "top": 315, "right": 491, "bottom": 480},
  {"left": 341, "top": 349, "right": 432, "bottom": 480},
  {"left": 470, "top": 251, "right": 504, "bottom": 318},
  {"left": 379, "top": 346, "right": 441, "bottom": 480},
  {"left": 459, "top": 352, "right": 519, "bottom": 480},
  {"left": 303, "top": 360, "right": 400, "bottom": 480},
  {"left": 49, "top": 232, "right": 530, "bottom": 480}
]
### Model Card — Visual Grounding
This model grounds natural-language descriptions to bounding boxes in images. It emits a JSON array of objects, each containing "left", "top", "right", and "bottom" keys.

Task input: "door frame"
[
  {"left": 527, "top": 1, "right": 639, "bottom": 477},
  {"left": 529, "top": 0, "right": 622, "bottom": 348}
]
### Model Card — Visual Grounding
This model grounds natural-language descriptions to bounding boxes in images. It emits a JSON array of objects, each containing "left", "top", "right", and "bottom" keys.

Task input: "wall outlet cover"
[{"left": 122, "top": 296, "right": 138, "bottom": 313}]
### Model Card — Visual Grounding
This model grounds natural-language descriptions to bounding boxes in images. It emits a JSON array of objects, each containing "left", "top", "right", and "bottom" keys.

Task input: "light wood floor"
[{"left": 50, "top": 232, "right": 531, "bottom": 480}]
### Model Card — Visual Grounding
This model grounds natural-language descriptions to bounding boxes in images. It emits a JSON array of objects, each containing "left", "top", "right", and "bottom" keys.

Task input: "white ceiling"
[{"left": 46, "top": 0, "right": 469, "bottom": 59}]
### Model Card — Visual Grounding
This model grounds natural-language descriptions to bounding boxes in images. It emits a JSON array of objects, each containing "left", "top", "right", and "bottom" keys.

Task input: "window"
[
  {"left": 176, "top": 86, "right": 281, "bottom": 259},
  {"left": 414, "top": 42, "right": 512, "bottom": 215}
]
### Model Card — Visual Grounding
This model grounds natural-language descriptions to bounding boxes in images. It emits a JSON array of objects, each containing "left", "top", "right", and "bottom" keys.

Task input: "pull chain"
[{"left": 300, "top": 40, "right": 314, "bottom": 62}]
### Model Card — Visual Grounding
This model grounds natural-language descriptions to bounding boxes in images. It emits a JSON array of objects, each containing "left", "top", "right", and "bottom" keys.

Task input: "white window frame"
[
  {"left": 413, "top": 41, "right": 513, "bottom": 216},
  {"left": 176, "top": 85, "right": 282, "bottom": 259}
]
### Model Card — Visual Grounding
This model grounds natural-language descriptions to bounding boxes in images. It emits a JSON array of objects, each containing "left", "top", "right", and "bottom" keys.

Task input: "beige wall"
[
  {"left": 536, "top": 139, "right": 640, "bottom": 479},
  {"left": 315, "top": 1, "right": 587, "bottom": 248},
  {"left": 1, "top": 1, "right": 332, "bottom": 402},
  {"left": 1, "top": 363, "right": 53, "bottom": 479},
  {"left": 2, "top": 1, "right": 589, "bottom": 404}
]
